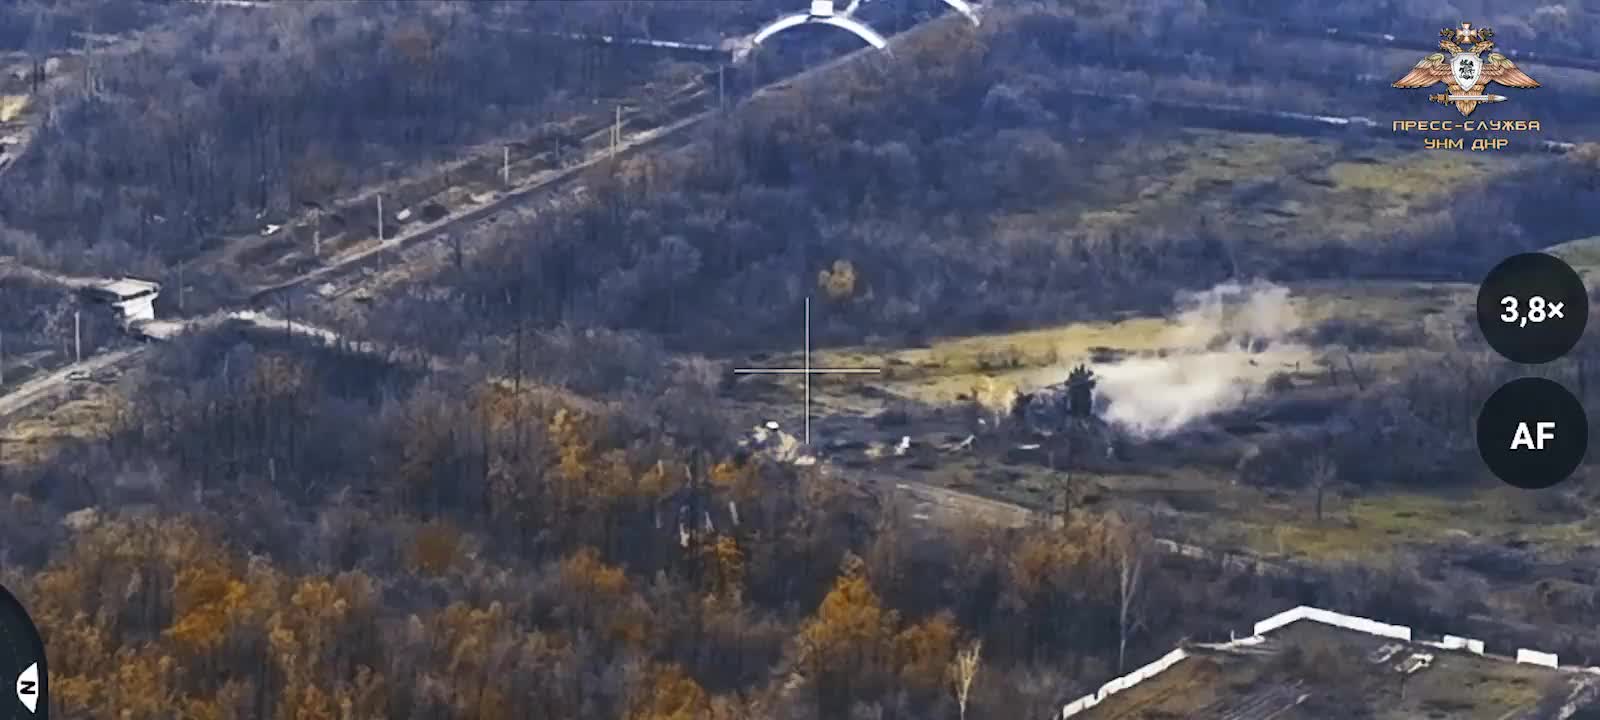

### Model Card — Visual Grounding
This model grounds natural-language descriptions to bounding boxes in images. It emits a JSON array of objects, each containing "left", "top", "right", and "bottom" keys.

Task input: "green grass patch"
[
  {"left": 1544, "top": 234, "right": 1600, "bottom": 274},
  {"left": 997, "top": 129, "right": 1526, "bottom": 255},
  {"left": 1230, "top": 485, "right": 1597, "bottom": 563}
]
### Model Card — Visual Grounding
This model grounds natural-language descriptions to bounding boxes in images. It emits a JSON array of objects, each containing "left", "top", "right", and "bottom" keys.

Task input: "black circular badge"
[
  {"left": 1476, "top": 253, "right": 1588, "bottom": 364},
  {"left": 0, "top": 584, "right": 46, "bottom": 718},
  {"left": 1477, "top": 377, "right": 1588, "bottom": 490}
]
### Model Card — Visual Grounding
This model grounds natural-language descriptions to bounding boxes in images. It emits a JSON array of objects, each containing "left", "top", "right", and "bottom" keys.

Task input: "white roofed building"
[{"left": 83, "top": 278, "right": 161, "bottom": 327}]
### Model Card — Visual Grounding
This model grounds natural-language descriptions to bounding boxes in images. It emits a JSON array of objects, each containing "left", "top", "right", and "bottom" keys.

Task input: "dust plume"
[{"left": 1094, "top": 281, "right": 1307, "bottom": 439}]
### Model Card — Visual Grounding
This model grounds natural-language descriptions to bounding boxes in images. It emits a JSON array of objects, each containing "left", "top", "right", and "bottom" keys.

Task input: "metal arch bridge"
[{"left": 747, "top": 0, "right": 980, "bottom": 57}]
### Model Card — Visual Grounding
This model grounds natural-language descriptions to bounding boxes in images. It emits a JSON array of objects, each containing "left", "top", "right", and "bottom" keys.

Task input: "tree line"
[{"left": 1, "top": 324, "right": 1482, "bottom": 719}]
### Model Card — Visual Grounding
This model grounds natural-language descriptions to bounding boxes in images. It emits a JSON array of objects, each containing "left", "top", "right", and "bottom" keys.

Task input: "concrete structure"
[
  {"left": 83, "top": 278, "right": 160, "bottom": 328},
  {"left": 1062, "top": 605, "right": 1597, "bottom": 718}
]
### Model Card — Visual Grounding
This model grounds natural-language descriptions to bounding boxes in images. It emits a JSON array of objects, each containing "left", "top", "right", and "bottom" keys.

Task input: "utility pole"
[
  {"left": 308, "top": 208, "right": 322, "bottom": 258},
  {"left": 1, "top": 329, "right": 5, "bottom": 387},
  {"left": 612, "top": 105, "right": 622, "bottom": 159},
  {"left": 178, "top": 261, "right": 186, "bottom": 312},
  {"left": 82, "top": 19, "right": 95, "bottom": 100},
  {"left": 377, "top": 194, "right": 384, "bottom": 243},
  {"left": 719, "top": 64, "right": 726, "bottom": 112},
  {"left": 74, "top": 310, "right": 81, "bottom": 363},
  {"left": 502, "top": 146, "right": 511, "bottom": 187}
]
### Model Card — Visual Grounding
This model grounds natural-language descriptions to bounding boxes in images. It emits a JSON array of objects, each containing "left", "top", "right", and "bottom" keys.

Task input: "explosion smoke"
[{"left": 1094, "top": 281, "right": 1306, "bottom": 439}]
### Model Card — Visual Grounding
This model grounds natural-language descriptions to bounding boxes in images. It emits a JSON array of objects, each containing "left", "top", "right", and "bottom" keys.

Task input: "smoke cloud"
[{"left": 1094, "top": 281, "right": 1306, "bottom": 439}]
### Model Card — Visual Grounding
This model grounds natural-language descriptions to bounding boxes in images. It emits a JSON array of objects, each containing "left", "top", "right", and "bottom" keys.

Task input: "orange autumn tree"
[
  {"left": 797, "top": 553, "right": 899, "bottom": 711},
  {"left": 628, "top": 663, "right": 711, "bottom": 720},
  {"left": 407, "top": 520, "right": 465, "bottom": 577},
  {"left": 892, "top": 611, "right": 959, "bottom": 696},
  {"left": 267, "top": 572, "right": 379, "bottom": 720},
  {"left": 558, "top": 548, "right": 653, "bottom": 652},
  {"left": 699, "top": 534, "right": 746, "bottom": 605},
  {"left": 167, "top": 561, "right": 248, "bottom": 656},
  {"left": 434, "top": 601, "right": 516, "bottom": 719}
]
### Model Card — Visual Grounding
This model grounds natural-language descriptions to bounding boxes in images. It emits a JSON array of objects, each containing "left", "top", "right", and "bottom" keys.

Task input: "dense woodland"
[
  {"left": 5, "top": 0, "right": 1598, "bottom": 280},
  {"left": 2, "top": 328, "right": 1489, "bottom": 719},
  {"left": 0, "top": 0, "right": 793, "bottom": 271},
  {"left": 354, "top": 6, "right": 1600, "bottom": 353},
  {"left": 4, "top": 1, "right": 1600, "bottom": 718}
]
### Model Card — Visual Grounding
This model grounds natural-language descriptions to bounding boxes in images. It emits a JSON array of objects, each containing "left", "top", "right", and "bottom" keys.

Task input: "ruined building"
[
  {"left": 82, "top": 278, "right": 160, "bottom": 329},
  {"left": 1011, "top": 364, "right": 1120, "bottom": 461},
  {"left": 1014, "top": 364, "right": 1098, "bottom": 431}
]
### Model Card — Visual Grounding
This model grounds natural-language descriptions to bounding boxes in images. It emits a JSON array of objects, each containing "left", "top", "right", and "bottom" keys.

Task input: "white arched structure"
[
  {"left": 751, "top": 12, "right": 890, "bottom": 51},
  {"left": 942, "top": 0, "right": 981, "bottom": 25}
]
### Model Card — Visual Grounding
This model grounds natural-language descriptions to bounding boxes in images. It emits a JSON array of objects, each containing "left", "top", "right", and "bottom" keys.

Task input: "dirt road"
[{"left": 0, "top": 347, "right": 145, "bottom": 420}]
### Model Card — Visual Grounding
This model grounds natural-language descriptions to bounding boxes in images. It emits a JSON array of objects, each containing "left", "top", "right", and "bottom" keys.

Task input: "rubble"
[
  {"left": 739, "top": 421, "right": 817, "bottom": 466},
  {"left": 1010, "top": 364, "right": 1121, "bottom": 460},
  {"left": 1013, "top": 364, "right": 1097, "bottom": 432}
]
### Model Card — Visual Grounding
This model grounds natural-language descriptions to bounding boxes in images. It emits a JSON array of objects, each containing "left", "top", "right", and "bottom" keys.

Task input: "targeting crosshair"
[{"left": 733, "top": 297, "right": 881, "bottom": 445}]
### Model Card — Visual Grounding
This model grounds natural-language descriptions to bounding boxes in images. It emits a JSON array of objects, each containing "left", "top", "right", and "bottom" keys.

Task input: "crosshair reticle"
[{"left": 734, "top": 297, "right": 881, "bottom": 445}]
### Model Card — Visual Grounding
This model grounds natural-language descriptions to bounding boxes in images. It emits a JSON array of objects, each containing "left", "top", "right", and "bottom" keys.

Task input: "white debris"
[
  {"left": 894, "top": 436, "right": 911, "bottom": 456},
  {"left": 1368, "top": 644, "right": 1405, "bottom": 664},
  {"left": 262, "top": 224, "right": 282, "bottom": 236},
  {"left": 62, "top": 507, "right": 100, "bottom": 531},
  {"left": 396, "top": 208, "right": 413, "bottom": 222},
  {"left": 740, "top": 423, "right": 812, "bottom": 465},
  {"left": 1396, "top": 653, "right": 1434, "bottom": 675}
]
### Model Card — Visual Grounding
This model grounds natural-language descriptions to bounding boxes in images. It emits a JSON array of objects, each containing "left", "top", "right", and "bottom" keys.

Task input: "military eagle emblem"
[{"left": 1392, "top": 23, "right": 1540, "bottom": 116}]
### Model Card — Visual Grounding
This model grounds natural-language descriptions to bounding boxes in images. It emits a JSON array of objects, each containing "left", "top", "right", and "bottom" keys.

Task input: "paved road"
[
  {"left": 0, "top": 310, "right": 359, "bottom": 421},
  {"left": 0, "top": 347, "right": 146, "bottom": 419},
  {"left": 247, "top": 113, "right": 709, "bottom": 302}
]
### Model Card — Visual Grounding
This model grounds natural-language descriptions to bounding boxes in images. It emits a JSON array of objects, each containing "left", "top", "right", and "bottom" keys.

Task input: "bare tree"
[
  {"left": 1308, "top": 453, "right": 1338, "bottom": 523},
  {"left": 1115, "top": 518, "right": 1147, "bottom": 673},
  {"left": 949, "top": 638, "right": 982, "bottom": 720}
]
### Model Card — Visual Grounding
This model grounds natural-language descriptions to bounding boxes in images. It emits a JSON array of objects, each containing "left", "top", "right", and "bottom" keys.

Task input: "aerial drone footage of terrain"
[{"left": 2, "top": 0, "right": 1600, "bottom": 718}]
